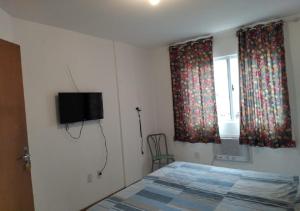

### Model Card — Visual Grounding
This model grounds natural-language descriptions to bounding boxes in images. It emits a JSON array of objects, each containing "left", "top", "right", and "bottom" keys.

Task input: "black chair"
[{"left": 147, "top": 133, "right": 175, "bottom": 171}]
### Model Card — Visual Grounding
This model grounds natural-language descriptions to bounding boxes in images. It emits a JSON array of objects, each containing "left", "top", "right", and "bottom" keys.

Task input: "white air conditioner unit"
[{"left": 213, "top": 137, "right": 250, "bottom": 162}]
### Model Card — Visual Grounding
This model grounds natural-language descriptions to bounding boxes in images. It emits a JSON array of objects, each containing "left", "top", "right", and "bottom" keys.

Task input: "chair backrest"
[{"left": 147, "top": 133, "right": 169, "bottom": 159}]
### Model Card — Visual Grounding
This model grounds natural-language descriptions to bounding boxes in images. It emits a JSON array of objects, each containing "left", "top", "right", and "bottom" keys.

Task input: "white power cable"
[{"left": 66, "top": 65, "right": 80, "bottom": 92}]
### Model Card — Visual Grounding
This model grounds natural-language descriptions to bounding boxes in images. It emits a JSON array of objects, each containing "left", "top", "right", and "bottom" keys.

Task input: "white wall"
[
  {"left": 213, "top": 29, "right": 238, "bottom": 58},
  {"left": 0, "top": 8, "right": 14, "bottom": 42},
  {"left": 14, "top": 19, "right": 124, "bottom": 211},
  {"left": 152, "top": 19, "right": 300, "bottom": 176},
  {"left": 115, "top": 42, "right": 157, "bottom": 186},
  {"left": 0, "top": 11, "right": 156, "bottom": 211}
]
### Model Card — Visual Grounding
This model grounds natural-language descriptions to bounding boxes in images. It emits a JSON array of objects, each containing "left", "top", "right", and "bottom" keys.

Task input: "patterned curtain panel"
[
  {"left": 238, "top": 21, "right": 295, "bottom": 148},
  {"left": 169, "top": 37, "right": 220, "bottom": 143}
]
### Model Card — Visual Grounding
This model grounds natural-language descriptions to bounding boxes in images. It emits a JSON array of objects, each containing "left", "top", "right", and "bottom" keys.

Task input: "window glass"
[
  {"left": 214, "top": 59, "right": 231, "bottom": 121},
  {"left": 214, "top": 55, "right": 240, "bottom": 137}
]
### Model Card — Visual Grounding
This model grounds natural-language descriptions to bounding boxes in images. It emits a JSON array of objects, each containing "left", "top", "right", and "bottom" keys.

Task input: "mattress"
[{"left": 88, "top": 162, "right": 300, "bottom": 211}]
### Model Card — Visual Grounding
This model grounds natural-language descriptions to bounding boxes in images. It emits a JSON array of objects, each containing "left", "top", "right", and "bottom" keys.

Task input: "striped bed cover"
[{"left": 88, "top": 162, "right": 300, "bottom": 211}]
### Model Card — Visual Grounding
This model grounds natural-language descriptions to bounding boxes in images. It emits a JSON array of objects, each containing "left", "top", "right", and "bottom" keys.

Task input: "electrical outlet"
[{"left": 87, "top": 174, "right": 93, "bottom": 183}]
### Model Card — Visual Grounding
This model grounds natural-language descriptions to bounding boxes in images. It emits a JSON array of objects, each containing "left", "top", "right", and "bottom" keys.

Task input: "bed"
[{"left": 87, "top": 162, "right": 300, "bottom": 211}]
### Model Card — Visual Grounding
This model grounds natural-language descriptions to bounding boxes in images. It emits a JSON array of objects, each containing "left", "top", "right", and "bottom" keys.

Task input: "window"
[{"left": 214, "top": 55, "right": 239, "bottom": 137}]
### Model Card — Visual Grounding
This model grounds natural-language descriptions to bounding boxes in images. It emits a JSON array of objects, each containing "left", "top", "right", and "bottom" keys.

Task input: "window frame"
[{"left": 214, "top": 54, "right": 239, "bottom": 122}]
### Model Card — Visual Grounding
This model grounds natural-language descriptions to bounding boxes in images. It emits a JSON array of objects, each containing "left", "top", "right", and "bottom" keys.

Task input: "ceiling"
[{"left": 1, "top": 0, "right": 300, "bottom": 47}]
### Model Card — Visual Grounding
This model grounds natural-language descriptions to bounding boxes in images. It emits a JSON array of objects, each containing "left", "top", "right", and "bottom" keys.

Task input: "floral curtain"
[
  {"left": 238, "top": 21, "right": 295, "bottom": 148},
  {"left": 169, "top": 37, "right": 220, "bottom": 143}
]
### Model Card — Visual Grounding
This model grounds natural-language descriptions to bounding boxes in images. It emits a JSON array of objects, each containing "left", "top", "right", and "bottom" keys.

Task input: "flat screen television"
[{"left": 58, "top": 92, "right": 103, "bottom": 124}]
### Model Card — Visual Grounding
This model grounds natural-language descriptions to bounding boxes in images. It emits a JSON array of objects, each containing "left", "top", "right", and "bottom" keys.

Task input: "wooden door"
[{"left": 0, "top": 39, "right": 35, "bottom": 211}]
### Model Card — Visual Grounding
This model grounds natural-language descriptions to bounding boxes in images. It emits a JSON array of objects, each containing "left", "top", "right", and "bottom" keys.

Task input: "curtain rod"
[
  {"left": 239, "top": 16, "right": 300, "bottom": 30},
  {"left": 169, "top": 34, "right": 212, "bottom": 47},
  {"left": 169, "top": 15, "right": 300, "bottom": 48}
]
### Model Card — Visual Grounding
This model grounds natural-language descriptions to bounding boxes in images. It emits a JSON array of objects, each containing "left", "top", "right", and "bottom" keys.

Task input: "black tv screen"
[{"left": 58, "top": 93, "right": 103, "bottom": 124}]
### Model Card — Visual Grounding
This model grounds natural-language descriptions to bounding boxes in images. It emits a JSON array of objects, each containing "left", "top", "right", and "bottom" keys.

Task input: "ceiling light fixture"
[{"left": 149, "top": 0, "right": 160, "bottom": 6}]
